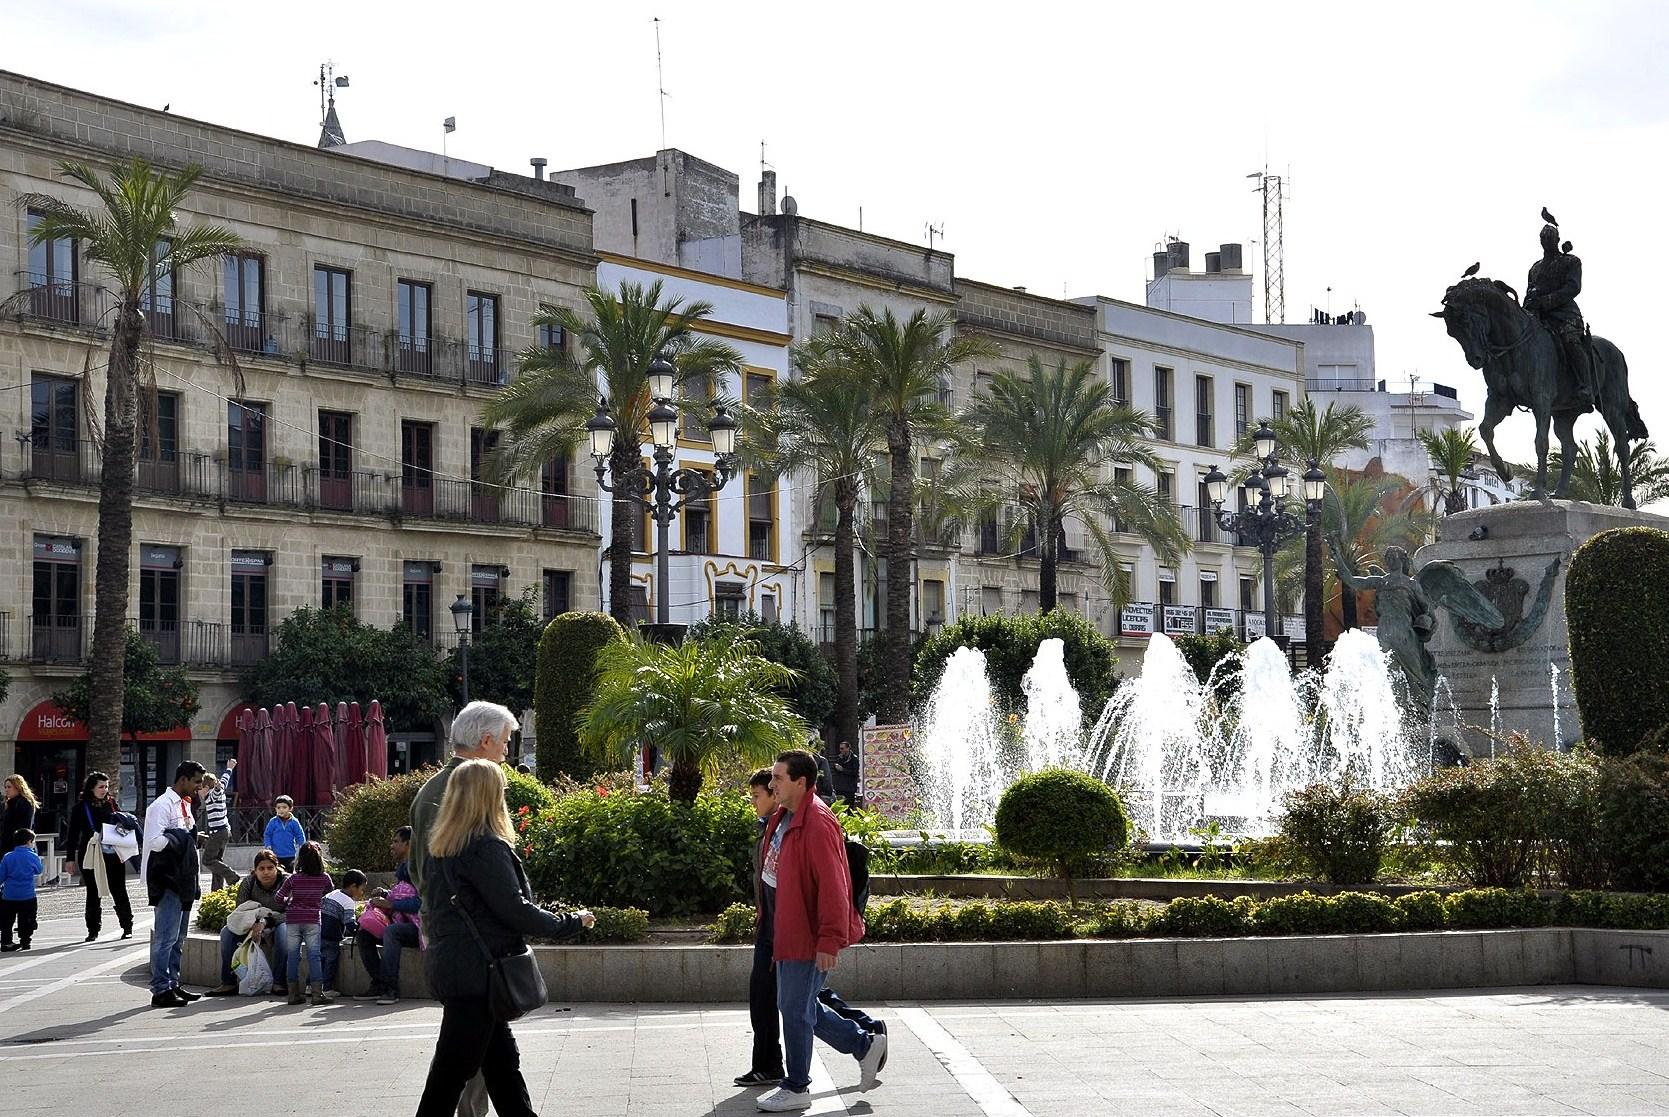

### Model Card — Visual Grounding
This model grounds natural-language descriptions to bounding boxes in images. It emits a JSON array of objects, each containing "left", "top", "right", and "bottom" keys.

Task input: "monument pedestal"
[{"left": 1418, "top": 500, "right": 1669, "bottom": 755}]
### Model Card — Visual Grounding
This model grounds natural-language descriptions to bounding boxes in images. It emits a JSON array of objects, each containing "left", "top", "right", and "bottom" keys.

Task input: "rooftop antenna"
[
  {"left": 654, "top": 17, "right": 669, "bottom": 152},
  {"left": 313, "top": 62, "right": 349, "bottom": 148},
  {"left": 1248, "top": 168, "right": 1286, "bottom": 324},
  {"left": 925, "top": 221, "right": 945, "bottom": 253}
]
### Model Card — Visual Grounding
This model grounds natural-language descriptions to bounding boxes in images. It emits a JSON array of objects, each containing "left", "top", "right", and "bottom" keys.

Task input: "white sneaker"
[
  {"left": 858, "top": 1031, "right": 887, "bottom": 1091},
  {"left": 756, "top": 1086, "right": 812, "bottom": 1112}
]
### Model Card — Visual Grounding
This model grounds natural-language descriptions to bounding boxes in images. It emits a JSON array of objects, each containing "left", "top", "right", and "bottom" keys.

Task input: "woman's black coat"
[{"left": 2, "top": 795, "right": 36, "bottom": 846}]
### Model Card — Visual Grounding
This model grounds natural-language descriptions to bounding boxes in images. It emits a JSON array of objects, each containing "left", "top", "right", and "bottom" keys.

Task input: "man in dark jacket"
[
  {"left": 829, "top": 740, "right": 860, "bottom": 807},
  {"left": 756, "top": 751, "right": 885, "bottom": 1112},
  {"left": 143, "top": 761, "right": 205, "bottom": 1008}
]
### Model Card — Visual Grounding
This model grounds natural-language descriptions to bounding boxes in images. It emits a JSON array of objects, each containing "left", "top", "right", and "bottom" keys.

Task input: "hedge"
[
  {"left": 1597, "top": 751, "right": 1669, "bottom": 893},
  {"left": 912, "top": 610, "right": 1119, "bottom": 716},
  {"left": 1566, "top": 526, "right": 1669, "bottom": 755},
  {"left": 326, "top": 765, "right": 557, "bottom": 873},
  {"left": 533, "top": 612, "right": 626, "bottom": 781}
]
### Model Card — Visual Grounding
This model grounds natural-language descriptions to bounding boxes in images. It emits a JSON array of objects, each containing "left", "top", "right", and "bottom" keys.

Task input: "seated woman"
[{"left": 205, "top": 849, "right": 291, "bottom": 996}]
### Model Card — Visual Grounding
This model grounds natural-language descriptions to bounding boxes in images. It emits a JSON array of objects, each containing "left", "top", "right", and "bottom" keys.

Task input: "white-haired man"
[{"left": 408, "top": 700, "right": 520, "bottom": 1117}]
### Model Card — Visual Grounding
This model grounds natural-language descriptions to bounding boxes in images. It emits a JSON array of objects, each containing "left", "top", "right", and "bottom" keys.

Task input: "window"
[
  {"left": 748, "top": 474, "right": 775, "bottom": 561},
  {"left": 401, "top": 421, "right": 435, "bottom": 516},
  {"left": 681, "top": 372, "right": 712, "bottom": 440},
  {"left": 1021, "top": 589, "right": 1040, "bottom": 614},
  {"left": 814, "top": 314, "right": 840, "bottom": 336},
  {"left": 923, "top": 580, "right": 945, "bottom": 627},
  {"left": 1272, "top": 389, "right": 1289, "bottom": 422},
  {"left": 1195, "top": 478, "right": 1218, "bottom": 543},
  {"left": 541, "top": 455, "right": 571, "bottom": 529},
  {"left": 1159, "top": 577, "right": 1176, "bottom": 606},
  {"left": 629, "top": 584, "right": 651, "bottom": 624},
  {"left": 31, "top": 535, "right": 81, "bottom": 661},
  {"left": 1200, "top": 576, "right": 1218, "bottom": 608},
  {"left": 1234, "top": 383, "right": 1251, "bottom": 439},
  {"left": 144, "top": 238, "right": 178, "bottom": 338},
  {"left": 1239, "top": 575, "right": 1256, "bottom": 613},
  {"left": 227, "top": 401, "right": 268, "bottom": 502},
  {"left": 29, "top": 373, "right": 80, "bottom": 482},
  {"left": 137, "top": 391, "right": 181, "bottom": 494},
  {"left": 322, "top": 556, "right": 357, "bottom": 611},
  {"left": 316, "top": 410, "right": 353, "bottom": 511},
  {"left": 139, "top": 546, "right": 181, "bottom": 664},
  {"left": 1195, "top": 374, "right": 1214, "bottom": 447},
  {"left": 1156, "top": 468, "right": 1174, "bottom": 507},
  {"left": 537, "top": 322, "right": 566, "bottom": 353},
  {"left": 466, "top": 290, "right": 501, "bottom": 384},
  {"left": 230, "top": 551, "right": 270, "bottom": 665},
  {"left": 818, "top": 572, "right": 836, "bottom": 643},
  {"left": 1154, "top": 367, "right": 1174, "bottom": 440},
  {"left": 936, "top": 374, "right": 954, "bottom": 410},
  {"left": 542, "top": 570, "right": 572, "bottom": 622},
  {"left": 715, "top": 580, "right": 746, "bottom": 619},
  {"left": 25, "top": 209, "right": 78, "bottom": 323},
  {"left": 1112, "top": 466, "right": 1133, "bottom": 533},
  {"left": 402, "top": 561, "right": 434, "bottom": 640},
  {"left": 223, "top": 254, "right": 264, "bottom": 352},
  {"left": 470, "top": 428, "right": 502, "bottom": 522},
  {"left": 470, "top": 564, "right": 504, "bottom": 633},
  {"left": 397, "top": 279, "right": 432, "bottom": 374},
  {"left": 981, "top": 586, "right": 1003, "bottom": 615},
  {"left": 760, "top": 592, "right": 778, "bottom": 625},
  {"left": 311, "top": 265, "right": 352, "bottom": 364},
  {"left": 682, "top": 467, "right": 715, "bottom": 552},
  {"left": 1060, "top": 591, "right": 1079, "bottom": 614},
  {"left": 1109, "top": 357, "right": 1129, "bottom": 405},
  {"left": 747, "top": 371, "right": 776, "bottom": 449},
  {"left": 974, "top": 368, "right": 994, "bottom": 398}
]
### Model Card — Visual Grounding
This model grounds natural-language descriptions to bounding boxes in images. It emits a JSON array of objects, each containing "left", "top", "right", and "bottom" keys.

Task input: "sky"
[{"left": 7, "top": 0, "right": 1669, "bottom": 467}]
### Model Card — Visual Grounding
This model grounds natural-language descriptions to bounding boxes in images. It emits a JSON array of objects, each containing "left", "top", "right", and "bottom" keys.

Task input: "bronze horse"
[{"left": 1433, "top": 276, "right": 1648, "bottom": 507}]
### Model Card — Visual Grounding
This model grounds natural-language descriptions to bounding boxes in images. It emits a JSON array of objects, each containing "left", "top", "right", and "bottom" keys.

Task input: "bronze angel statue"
[{"left": 1330, "top": 544, "right": 1503, "bottom": 707}]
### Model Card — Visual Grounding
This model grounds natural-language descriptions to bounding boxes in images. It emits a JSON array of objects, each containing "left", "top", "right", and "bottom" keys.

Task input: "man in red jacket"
[{"left": 755, "top": 750, "right": 886, "bottom": 1112}]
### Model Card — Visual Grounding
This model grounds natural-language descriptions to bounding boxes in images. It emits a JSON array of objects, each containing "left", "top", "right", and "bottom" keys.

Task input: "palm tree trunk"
[
  {"left": 833, "top": 487, "right": 860, "bottom": 754},
  {"left": 1038, "top": 508, "right": 1058, "bottom": 613},
  {"left": 1304, "top": 517, "right": 1325, "bottom": 667},
  {"left": 86, "top": 302, "right": 143, "bottom": 780},
  {"left": 608, "top": 441, "right": 640, "bottom": 628},
  {"left": 880, "top": 425, "right": 914, "bottom": 724},
  {"left": 668, "top": 757, "right": 703, "bottom": 803}
]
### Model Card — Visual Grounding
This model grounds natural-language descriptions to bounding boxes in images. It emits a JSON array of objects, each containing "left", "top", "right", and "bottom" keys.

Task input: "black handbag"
[{"left": 441, "top": 858, "right": 547, "bottom": 1020}]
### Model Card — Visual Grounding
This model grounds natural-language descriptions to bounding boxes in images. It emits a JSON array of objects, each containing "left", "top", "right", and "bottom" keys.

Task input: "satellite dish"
[{"left": 782, "top": 195, "right": 798, "bottom": 216}]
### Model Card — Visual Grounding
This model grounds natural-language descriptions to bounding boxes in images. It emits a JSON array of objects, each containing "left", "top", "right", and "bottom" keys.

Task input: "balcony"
[
  {"left": 26, "top": 436, "right": 95, "bottom": 484},
  {"left": 1186, "top": 504, "right": 1224, "bottom": 544},
  {"left": 307, "top": 317, "right": 384, "bottom": 374},
  {"left": 138, "top": 618, "right": 181, "bottom": 665},
  {"left": 22, "top": 437, "right": 214, "bottom": 500},
  {"left": 221, "top": 460, "right": 304, "bottom": 507},
  {"left": 230, "top": 627, "right": 269, "bottom": 667},
  {"left": 28, "top": 614, "right": 85, "bottom": 663},
  {"left": 394, "top": 477, "right": 593, "bottom": 533},
  {"left": 466, "top": 343, "right": 505, "bottom": 387},
  {"left": 217, "top": 305, "right": 276, "bottom": 356},
  {"left": 1306, "top": 376, "right": 1377, "bottom": 393},
  {"left": 14, "top": 271, "right": 109, "bottom": 328},
  {"left": 396, "top": 335, "right": 434, "bottom": 376},
  {"left": 306, "top": 467, "right": 398, "bottom": 516}
]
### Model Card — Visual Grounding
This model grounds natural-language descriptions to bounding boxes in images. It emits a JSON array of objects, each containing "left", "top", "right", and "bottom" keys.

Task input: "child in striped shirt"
[{"left": 274, "top": 841, "right": 332, "bottom": 1005}]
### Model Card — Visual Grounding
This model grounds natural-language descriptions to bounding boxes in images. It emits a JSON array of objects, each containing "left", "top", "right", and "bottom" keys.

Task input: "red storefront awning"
[{"left": 15, "top": 699, "right": 191, "bottom": 743}]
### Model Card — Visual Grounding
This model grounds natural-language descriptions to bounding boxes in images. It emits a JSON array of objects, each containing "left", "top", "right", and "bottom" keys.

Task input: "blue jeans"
[
  {"left": 775, "top": 960, "right": 872, "bottom": 1092},
  {"left": 819, "top": 987, "right": 879, "bottom": 1033},
  {"left": 149, "top": 892, "right": 193, "bottom": 995},
  {"left": 218, "top": 923, "right": 289, "bottom": 986},
  {"left": 320, "top": 914, "right": 346, "bottom": 988},
  {"left": 286, "top": 922, "right": 322, "bottom": 985},
  {"left": 380, "top": 922, "right": 421, "bottom": 991}
]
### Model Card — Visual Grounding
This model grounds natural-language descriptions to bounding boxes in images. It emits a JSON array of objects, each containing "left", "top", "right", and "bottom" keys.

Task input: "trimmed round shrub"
[
  {"left": 533, "top": 611, "right": 626, "bottom": 781},
  {"left": 913, "top": 610, "right": 1119, "bottom": 717},
  {"left": 195, "top": 884, "right": 239, "bottom": 932},
  {"left": 522, "top": 786, "right": 757, "bottom": 917},
  {"left": 1597, "top": 751, "right": 1669, "bottom": 892},
  {"left": 1276, "top": 782, "right": 1395, "bottom": 885},
  {"left": 994, "top": 768, "right": 1129, "bottom": 884},
  {"left": 1566, "top": 526, "right": 1669, "bottom": 755},
  {"left": 324, "top": 769, "right": 430, "bottom": 871}
]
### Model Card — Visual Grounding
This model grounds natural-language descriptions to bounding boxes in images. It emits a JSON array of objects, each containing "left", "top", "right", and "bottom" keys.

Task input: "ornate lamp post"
[
  {"left": 449, "top": 594, "right": 474, "bottom": 705},
  {"left": 1202, "top": 421, "right": 1327, "bottom": 644},
  {"left": 586, "top": 354, "right": 740, "bottom": 629}
]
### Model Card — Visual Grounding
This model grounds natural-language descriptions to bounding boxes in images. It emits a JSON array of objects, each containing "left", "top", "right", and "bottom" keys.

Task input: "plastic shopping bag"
[{"left": 234, "top": 936, "right": 274, "bottom": 997}]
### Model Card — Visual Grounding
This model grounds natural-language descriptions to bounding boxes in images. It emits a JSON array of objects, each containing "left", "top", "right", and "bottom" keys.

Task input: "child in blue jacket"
[
  {"left": 263, "top": 796, "right": 307, "bottom": 871},
  {"left": 1, "top": 827, "right": 44, "bottom": 951}
]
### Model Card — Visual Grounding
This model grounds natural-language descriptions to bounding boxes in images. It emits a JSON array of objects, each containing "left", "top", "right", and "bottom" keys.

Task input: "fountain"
[{"left": 910, "top": 630, "right": 1430, "bottom": 842}]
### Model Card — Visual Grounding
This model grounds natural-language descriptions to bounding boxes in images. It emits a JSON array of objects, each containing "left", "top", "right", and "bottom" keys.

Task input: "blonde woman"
[
  {"left": 2, "top": 775, "right": 39, "bottom": 848},
  {"left": 414, "top": 759, "right": 593, "bottom": 1117}
]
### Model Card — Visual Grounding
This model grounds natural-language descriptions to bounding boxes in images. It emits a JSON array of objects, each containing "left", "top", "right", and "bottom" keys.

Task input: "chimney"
[
  {"left": 1219, "top": 243, "right": 1243, "bottom": 271},
  {"left": 758, "top": 169, "right": 778, "bottom": 216},
  {"left": 530, "top": 157, "right": 547, "bottom": 181},
  {"left": 1153, "top": 250, "right": 1172, "bottom": 279}
]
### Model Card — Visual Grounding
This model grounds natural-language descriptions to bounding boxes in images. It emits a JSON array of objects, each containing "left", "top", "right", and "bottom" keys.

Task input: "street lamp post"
[
  {"left": 449, "top": 594, "right": 474, "bottom": 705},
  {"left": 587, "top": 354, "right": 740, "bottom": 631},
  {"left": 1202, "top": 421, "right": 1327, "bottom": 646}
]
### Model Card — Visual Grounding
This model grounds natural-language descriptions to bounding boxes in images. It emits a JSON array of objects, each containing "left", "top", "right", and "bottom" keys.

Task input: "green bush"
[
  {"left": 503, "top": 766, "right": 558, "bottom": 817},
  {"left": 1081, "top": 901, "right": 1151, "bottom": 938},
  {"left": 324, "top": 769, "right": 430, "bottom": 871},
  {"left": 533, "top": 611, "right": 626, "bottom": 781},
  {"left": 1149, "top": 895, "right": 1254, "bottom": 937},
  {"left": 994, "top": 769, "right": 1129, "bottom": 886},
  {"left": 690, "top": 614, "right": 838, "bottom": 729},
  {"left": 1173, "top": 628, "right": 1245, "bottom": 700},
  {"left": 196, "top": 884, "right": 239, "bottom": 932},
  {"left": 1551, "top": 891, "right": 1669, "bottom": 929},
  {"left": 1566, "top": 527, "right": 1669, "bottom": 755},
  {"left": 522, "top": 786, "right": 757, "bottom": 917},
  {"left": 1597, "top": 751, "right": 1669, "bottom": 892},
  {"left": 708, "top": 902, "right": 758, "bottom": 944},
  {"left": 1248, "top": 891, "right": 1333, "bottom": 936},
  {"left": 985, "top": 900, "right": 1079, "bottom": 940},
  {"left": 1250, "top": 891, "right": 1402, "bottom": 935},
  {"left": 534, "top": 902, "right": 649, "bottom": 944},
  {"left": 1399, "top": 744, "right": 1600, "bottom": 888},
  {"left": 913, "top": 610, "right": 1119, "bottom": 717},
  {"left": 1443, "top": 888, "right": 1547, "bottom": 929},
  {"left": 1394, "top": 891, "right": 1448, "bottom": 932},
  {"left": 1276, "top": 782, "right": 1395, "bottom": 885}
]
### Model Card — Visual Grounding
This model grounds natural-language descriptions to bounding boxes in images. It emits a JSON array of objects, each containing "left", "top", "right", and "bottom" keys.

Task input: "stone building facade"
[{"left": 0, "top": 71, "right": 601, "bottom": 829}]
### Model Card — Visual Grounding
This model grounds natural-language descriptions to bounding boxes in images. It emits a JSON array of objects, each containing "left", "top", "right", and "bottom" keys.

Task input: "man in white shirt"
[{"left": 143, "top": 761, "right": 206, "bottom": 1008}]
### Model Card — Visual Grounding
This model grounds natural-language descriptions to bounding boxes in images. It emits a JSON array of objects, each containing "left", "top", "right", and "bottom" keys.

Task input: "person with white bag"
[
  {"left": 63, "top": 771, "right": 140, "bottom": 942},
  {"left": 204, "top": 850, "right": 290, "bottom": 997}
]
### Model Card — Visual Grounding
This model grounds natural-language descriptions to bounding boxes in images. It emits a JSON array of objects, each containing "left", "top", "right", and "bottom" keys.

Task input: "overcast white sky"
[{"left": 8, "top": 1, "right": 1668, "bottom": 465}]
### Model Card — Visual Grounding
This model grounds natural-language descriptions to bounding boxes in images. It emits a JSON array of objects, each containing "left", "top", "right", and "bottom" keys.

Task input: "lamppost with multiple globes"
[
  {"left": 585, "top": 354, "right": 740, "bottom": 629},
  {"left": 1202, "top": 421, "right": 1327, "bottom": 645}
]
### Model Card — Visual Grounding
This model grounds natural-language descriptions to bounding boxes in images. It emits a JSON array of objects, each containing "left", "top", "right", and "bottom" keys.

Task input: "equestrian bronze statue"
[{"left": 1433, "top": 209, "right": 1648, "bottom": 507}]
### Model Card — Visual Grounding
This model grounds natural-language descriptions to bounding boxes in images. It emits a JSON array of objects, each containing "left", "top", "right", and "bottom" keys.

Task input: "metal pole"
[
  {"left": 655, "top": 462, "right": 671, "bottom": 626},
  {"left": 1261, "top": 532, "right": 1278, "bottom": 641},
  {"left": 460, "top": 634, "right": 471, "bottom": 706}
]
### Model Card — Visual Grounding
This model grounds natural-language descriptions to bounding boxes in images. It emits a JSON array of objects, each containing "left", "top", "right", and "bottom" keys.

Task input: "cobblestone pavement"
[{"left": 4, "top": 899, "right": 1668, "bottom": 1116}]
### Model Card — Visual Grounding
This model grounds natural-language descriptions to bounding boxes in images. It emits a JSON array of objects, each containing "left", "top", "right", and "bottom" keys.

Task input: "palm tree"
[
  {"left": 1418, "top": 427, "right": 1479, "bottom": 515},
  {"left": 21, "top": 158, "right": 240, "bottom": 780},
  {"left": 1232, "top": 400, "right": 1373, "bottom": 665},
  {"left": 814, "top": 308, "right": 998, "bottom": 722},
  {"left": 1539, "top": 432, "right": 1669, "bottom": 508},
  {"left": 578, "top": 633, "right": 807, "bottom": 801},
  {"left": 961, "top": 355, "right": 1189, "bottom": 612},
  {"left": 744, "top": 360, "right": 885, "bottom": 754},
  {"left": 483, "top": 281, "right": 742, "bottom": 627}
]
